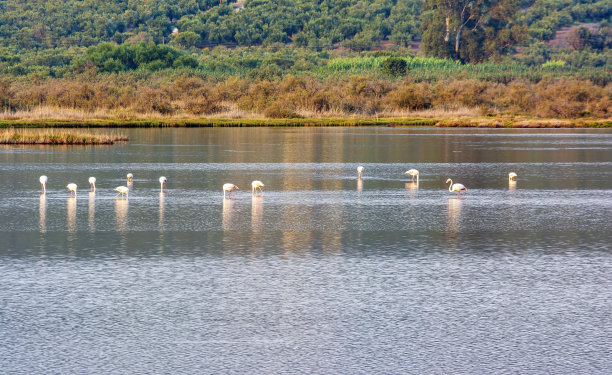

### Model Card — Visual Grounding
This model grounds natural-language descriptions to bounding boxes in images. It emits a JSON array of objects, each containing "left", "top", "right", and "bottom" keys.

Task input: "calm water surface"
[{"left": 1, "top": 127, "right": 611, "bottom": 374}]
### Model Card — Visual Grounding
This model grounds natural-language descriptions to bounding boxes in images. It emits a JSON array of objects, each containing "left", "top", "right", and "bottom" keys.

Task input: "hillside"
[{"left": 0, "top": 0, "right": 610, "bottom": 50}]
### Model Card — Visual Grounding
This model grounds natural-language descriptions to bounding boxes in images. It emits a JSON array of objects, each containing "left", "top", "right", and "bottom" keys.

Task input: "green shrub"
[{"left": 381, "top": 57, "right": 408, "bottom": 76}]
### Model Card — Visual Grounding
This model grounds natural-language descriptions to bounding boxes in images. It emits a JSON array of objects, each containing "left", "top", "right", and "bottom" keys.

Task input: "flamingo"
[
  {"left": 159, "top": 176, "right": 167, "bottom": 192},
  {"left": 223, "top": 183, "right": 239, "bottom": 199},
  {"left": 67, "top": 183, "right": 77, "bottom": 198},
  {"left": 357, "top": 166, "right": 364, "bottom": 179},
  {"left": 508, "top": 172, "right": 517, "bottom": 182},
  {"left": 405, "top": 169, "right": 419, "bottom": 183},
  {"left": 127, "top": 173, "right": 133, "bottom": 183},
  {"left": 251, "top": 180, "right": 264, "bottom": 196},
  {"left": 446, "top": 178, "right": 467, "bottom": 198},
  {"left": 39, "top": 175, "right": 48, "bottom": 194},
  {"left": 114, "top": 186, "right": 129, "bottom": 199},
  {"left": 89, "top": 177, "right": 96, "bottom": 192}
]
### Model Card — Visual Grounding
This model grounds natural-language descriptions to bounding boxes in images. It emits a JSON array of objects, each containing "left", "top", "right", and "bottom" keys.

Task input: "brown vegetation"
[
  {"left": 0, "top": 129, "right": 129, "bottom": 144},
  {"left": 0, "top": 74, "right": 610, "bottom": 122}
]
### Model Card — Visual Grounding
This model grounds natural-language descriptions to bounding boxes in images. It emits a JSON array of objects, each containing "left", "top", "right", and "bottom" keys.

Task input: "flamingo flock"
[{"left": 37, "top": 169, "right": 519, "bottom": 200}]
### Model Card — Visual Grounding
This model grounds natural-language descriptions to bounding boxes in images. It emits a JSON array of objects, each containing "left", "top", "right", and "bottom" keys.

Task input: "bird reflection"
[
  {"left": 115, "top": 198, "right": 128, "bottom": 232},
  {"left": 88, "top": 192, "right": 95, "bottom": 232},
  {"left": 67, "top": 197, "right": 77, "bottom": 233},
  {"left": 509, "top": 180, "right": 517, "bottom": 191},
  {"left": 405, "top": 181, "right": 419, "bottom": 198},
  {"left": 39, "top": 194, "right": 46, "bottom": 233},
  {"left": 446, "top": 198, "right": 462, "bottom": 245},
  {"left": 222, "top": 198, "right": 234, "bottom": 231},
  {"left": 251, "top": 195, "right": 263, "bottom": 231},
  {"left": 158, "top": 192, "right": 165, "bottom": 231},
  {"left": 357, "top": 179, "right": 363, "bottom": 193}
]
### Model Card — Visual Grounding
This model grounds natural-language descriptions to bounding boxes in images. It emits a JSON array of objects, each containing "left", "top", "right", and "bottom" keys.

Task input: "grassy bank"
[
  {"left": 0, "top": 130, "right": 129, "bottom": 144},
  {"left": 0, "top": 117, "right": 610, "bottom": 129}
]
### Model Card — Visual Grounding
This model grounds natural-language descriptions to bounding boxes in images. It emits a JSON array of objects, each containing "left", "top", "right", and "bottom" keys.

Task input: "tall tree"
[{"left": 421, "top": 0, "right": 527, "bottom": 62}]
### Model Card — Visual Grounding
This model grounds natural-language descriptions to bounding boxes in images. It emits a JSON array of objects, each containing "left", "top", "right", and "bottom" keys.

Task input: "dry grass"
[{"left": 0, "top": 129, "right": 129, "bottom": 144}]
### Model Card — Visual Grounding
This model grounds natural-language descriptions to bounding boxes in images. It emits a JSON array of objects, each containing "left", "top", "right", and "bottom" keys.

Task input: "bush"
[
  {"left": 263, "top": 102, "right": 301, "bottom": 118},
  {"left": 381, "top": 57, "right": 408, "bottom": 76},
  {"left": 387, "top": 83, "right": 432, "bottom": 110}
]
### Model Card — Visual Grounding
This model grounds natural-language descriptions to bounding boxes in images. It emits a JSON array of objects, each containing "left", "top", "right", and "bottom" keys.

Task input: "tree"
[
  {"left": 173, "top": 31, "right": 201, "bottom": 48},
  {"left": 421, "top": 0, "right": 527, "bottom": 62}
]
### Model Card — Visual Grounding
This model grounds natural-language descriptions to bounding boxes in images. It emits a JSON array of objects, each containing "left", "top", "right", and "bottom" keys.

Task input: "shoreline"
[{"left": 0, "top": 117, "right": 610, "bottom": 129}]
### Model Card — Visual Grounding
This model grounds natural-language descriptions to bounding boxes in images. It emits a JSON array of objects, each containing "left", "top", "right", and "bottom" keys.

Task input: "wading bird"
[
  {"left": 223, "top": 183, "right": 239, "bottom": 199},
  {"left": 89, "top": 177, "right": 96, "bottom": 192},
  {"left": 357, "top": 166, "right": 364, "bottom": 179},
  {"left": 67, "top": 183, "right": 77, "bottom": 198},
  {"left": 39, "top": 175, "right": 48, "bottom": 194},
  {"left": 251, "top": 180, "right": 264, "bottom": 196},
  {"left": 114, "top": 186, "right": 129, "bottom": 199},
  {"left": 159, "top": 176, "right": 167, "bottom": 192},
  {"left": 508, "top": 172, "right": 517, "bottom": 182},
  {"left": 127, "top": 173, "right": 133, "bottom": 183},
  {"left": 446, "top": 178, "right": 467, "bottom": 198},
  {"left": 405, "top": 169, "right": 419, "bottom": 183}
]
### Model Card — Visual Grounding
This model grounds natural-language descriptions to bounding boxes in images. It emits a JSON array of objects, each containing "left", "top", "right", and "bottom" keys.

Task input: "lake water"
[{"left": 1, "top": 127, "right": 611, "bottom": 374}]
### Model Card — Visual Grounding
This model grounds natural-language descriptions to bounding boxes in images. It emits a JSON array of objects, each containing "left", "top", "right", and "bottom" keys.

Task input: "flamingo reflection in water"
[
  {"left": 39, "top": 194, "right": 46, "bottom": 232},
  {"left": 251, "top": 195, "right": 263, "bottom": 231},
  {"left": 39, "top": 175, "right": 48, "bottom": 194},
  {"left": 67, "top": 197, "right": 77, "bottom": 233},
  {"left": 115, "top": 198, "right": 128, "bottom": 232}
]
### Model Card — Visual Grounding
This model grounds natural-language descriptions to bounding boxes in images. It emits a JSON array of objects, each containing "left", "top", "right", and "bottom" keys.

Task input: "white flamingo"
[
  {"left": 357, "top": 166, "right": 364, "bottom": 179},
  {"left": 251, "top": 180, "right": 264, "bottom": 196},
  {"left": 39, "top": 175, "right": 48, "bottom": 194},
  {"left": 508, "top": 172, "right": 517, "bottom": 182},
  {"left": 67, "top": 183, "right": 77, "bottom": 198},
  {"left": 127, "top": 173, "right": 133, "bottom": 183},
  {"left": 159, "top": 176, "right": 167, "bottom": 192},
  {"left": 223, "top": 183, "right": 239, "bottom": 199},
  {"left": 446, "top": 178, "right": 467, "bottom": 198},
  {"left": 89, "top": 177, "right": 96, "bottom": 192},
  {"left": 114, "top": 186, "right": 129, "bottom": 199},
  {"left": 405, "top": 169, "right": 419, "bottom": 183}
]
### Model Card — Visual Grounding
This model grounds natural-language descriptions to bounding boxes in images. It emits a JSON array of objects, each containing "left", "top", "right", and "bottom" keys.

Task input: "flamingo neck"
[{"left": 448, "top": 179, "right": 453, "bottom": 192}]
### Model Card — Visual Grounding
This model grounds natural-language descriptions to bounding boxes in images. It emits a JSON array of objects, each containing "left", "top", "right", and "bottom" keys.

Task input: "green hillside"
[{"left": 1, "top": 0, "right": 610, "bottom": 50}]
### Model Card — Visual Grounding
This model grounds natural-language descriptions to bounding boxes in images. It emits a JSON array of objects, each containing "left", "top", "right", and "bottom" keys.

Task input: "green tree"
[
  {"left": 173, "top": 31, "right": 201, "bottom": 48},
  {"left": 421, "top": 0, "right": 527, "bottom": 62}
]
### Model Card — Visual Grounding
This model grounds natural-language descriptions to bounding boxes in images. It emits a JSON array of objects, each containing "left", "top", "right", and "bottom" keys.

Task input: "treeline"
[
  {"left": 2, "top": 73, "right": 609, "bottom": 119},
  {"left": 1, "top": 0, "right": 610, "bottom": 52}
]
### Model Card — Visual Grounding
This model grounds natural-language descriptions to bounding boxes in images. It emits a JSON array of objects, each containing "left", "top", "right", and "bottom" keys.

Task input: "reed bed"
[{"left": 0, "top": 129, "right": 129, "bottom": 144}]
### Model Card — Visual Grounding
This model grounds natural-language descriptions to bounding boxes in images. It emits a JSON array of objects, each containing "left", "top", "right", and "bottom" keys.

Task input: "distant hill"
[{"left": 0, "top": 0, "right": 610, "bottom": 51}]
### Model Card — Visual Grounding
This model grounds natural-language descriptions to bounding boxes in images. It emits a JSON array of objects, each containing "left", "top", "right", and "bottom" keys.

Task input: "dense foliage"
[{"left": 0, "top": 0, "right": 609, "bottom": 52}]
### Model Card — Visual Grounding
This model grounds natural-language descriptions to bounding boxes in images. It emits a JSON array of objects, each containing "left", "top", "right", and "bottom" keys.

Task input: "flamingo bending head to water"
[
  {"left": 405, "top": 169, "right": 419, "bottom": 183},
  {"left": 89, "top": 177, "right": 96, "bottom": 192},
  {"left": 40, "top": 175, "right": 48, "bottom": 194},
  {"left": 357, "top": 166, "right": 364, "bottom": 179},
  {"left": 159, "top": 176, "right": 167, "bottom": 192},
  {"left": 223, "top": 183, "right": 239, "bottom": 199},
  {"left": 251, "top": 180, "right": 264, "bottom": 196},
  {"left": 67, "top": 183, "right": 78, "bottom": 198},
  {"left": 508, "top": 172, "right": 517, "bottom": 182},
  {"left": 114, "top": 186, "right": 129, "bottom": 199},
  {"left": 127, "top": 173, "right": 133, "bottom": 183},
  {"left": 446, "top": 178, "right": 467, "bottom": 198}
]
